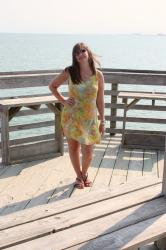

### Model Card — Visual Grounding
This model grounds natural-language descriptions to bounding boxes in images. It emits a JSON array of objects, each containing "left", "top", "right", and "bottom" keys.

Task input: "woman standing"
[{"left": 49, "top": 42, "right": 105, "bottom": 189}]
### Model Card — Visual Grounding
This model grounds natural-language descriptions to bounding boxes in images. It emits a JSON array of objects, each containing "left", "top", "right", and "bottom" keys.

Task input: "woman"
[{"left": 49, "top": 42, "right": 105, "bottom": 189}]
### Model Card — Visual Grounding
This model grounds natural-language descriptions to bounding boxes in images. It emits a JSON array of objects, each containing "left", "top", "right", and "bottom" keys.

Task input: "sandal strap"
[
  {"left": 76, "top": 177, "right": 83, "bottom": 182},
  {"left": 82, "top": 173, "right": 88, "bottom": 181},
  {"left": 82, "top": 173, "right": 92, "bottom": 186},
  {"left": 74, "top": 177, "right": 84, "bottom": 189}
]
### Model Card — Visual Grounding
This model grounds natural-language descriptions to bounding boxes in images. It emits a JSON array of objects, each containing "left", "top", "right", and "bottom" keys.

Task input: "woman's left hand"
[{"left": 99, "top": 122, "right": 105, "bottom": 136}]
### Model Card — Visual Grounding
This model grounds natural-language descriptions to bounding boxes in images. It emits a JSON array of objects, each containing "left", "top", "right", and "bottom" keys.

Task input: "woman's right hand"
[{"left": 62, "top": 97, "right": 75, "bottom": 106}]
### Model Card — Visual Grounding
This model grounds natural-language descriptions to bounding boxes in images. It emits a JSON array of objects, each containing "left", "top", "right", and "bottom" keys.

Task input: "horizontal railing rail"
[{"left": 0, "top": 68, "right": 166, "bottom": 149}]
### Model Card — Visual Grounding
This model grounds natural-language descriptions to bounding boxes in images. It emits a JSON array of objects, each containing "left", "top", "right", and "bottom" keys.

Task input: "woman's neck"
[{"left": 79, "top": 62, "right": 92, "bottom": 76}]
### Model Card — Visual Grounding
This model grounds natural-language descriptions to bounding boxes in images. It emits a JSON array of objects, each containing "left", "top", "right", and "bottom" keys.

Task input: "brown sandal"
[
  {"left": 82, "top": 173, "right": 92, "bottom": 187},
  {"left": 74, "top": 177, "right": 84, "bottom": 189}
]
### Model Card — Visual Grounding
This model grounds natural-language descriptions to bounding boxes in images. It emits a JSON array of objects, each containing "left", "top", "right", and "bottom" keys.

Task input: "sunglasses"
[{"left": 75, "top": 49, "right": 87, "bottom": 55}]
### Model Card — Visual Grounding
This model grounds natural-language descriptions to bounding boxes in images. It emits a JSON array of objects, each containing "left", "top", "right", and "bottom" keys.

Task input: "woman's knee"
[
  {"left": 81, "top": 145, "right": 93, "bottom": 160},
  {"left": 68, "top": 138, "right": 80, "bottom": 153}
]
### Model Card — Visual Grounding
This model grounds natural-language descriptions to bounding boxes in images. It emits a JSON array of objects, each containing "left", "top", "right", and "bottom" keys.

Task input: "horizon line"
[{"left": 0, "top": 31, "right": 166, "bottom": 36}]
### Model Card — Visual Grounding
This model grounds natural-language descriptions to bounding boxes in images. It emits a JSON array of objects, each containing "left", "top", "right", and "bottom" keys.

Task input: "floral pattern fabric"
[{"left": 61, "top": 74, "right": 101, "bottom": 145}]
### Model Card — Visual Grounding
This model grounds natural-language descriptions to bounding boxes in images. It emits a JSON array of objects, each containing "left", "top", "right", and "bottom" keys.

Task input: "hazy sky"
[{"left": 0, "top": 0, "right": 166, "bottom": 34}]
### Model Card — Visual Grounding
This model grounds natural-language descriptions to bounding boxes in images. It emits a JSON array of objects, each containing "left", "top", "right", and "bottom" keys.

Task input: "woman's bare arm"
[
  {"left": 96, "top": 70, "right": 105, "bottom": 136},
  {"left": 96, "top": 70, "right": 105, "bottom": 121},
  {"left": 49, "top": 70, "right": 69, "bottom": 104}
]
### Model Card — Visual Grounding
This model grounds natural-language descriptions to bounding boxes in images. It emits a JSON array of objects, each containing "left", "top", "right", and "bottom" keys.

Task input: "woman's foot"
[
  {"left": 82, "top": 173, "right": 93, "bottom": 187},
  {"left": 74, "top": 177, "right": 84, "bottom": 189}
]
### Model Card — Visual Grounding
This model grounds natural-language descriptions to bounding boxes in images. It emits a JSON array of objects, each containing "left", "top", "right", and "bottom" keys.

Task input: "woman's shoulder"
[
  {"left": 64, "top": 66, "right": 72, "bottom": 74},
  {"left": 58, "top": 67, "right": 72, "bottom": 83},
  {"left": 96, "top": 69, "right": 104, "bottom": 80}
]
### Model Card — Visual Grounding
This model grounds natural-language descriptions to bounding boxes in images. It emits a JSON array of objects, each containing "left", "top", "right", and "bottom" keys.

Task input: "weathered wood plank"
[
  {"left": 8, "top": 120, "right": 55, "bottom": 132},
  {"left": 26, "top": 154, "right": 75, "bottom": 208},
  {"left": 110, "top": 90, "right": 166, "bottom": 96},
  {"left": 123, "top": 134, "right": 165, "bottom": 150},
  {"left": 0, "top": 164, "right": 28, "bottom": 211},
  {"left": 0, "top": 159, "right": 51, "bottom": 215},
  {"left": 104, "top": 72, "right": 166, "bottom": 85},
  {"left": 127, "top": 149, "right": 143, "bottom": 181},
  {"left": 1, "top": 68, "right": 166, "bottom": 76},
  {"left": 0, "top": 74, "right": 59, "bottom": 89},
  {"left": 9, "top": 134, "right": 55, "bottom": 146},
  {"left": 110, "top": 83, "right": 118, "bottom": 134},
  {"left": 162, "top": 137, "right": 166, "bottom": 196},
  {"left": 55, "top": 103, "right": 64, "bottom": 155},
  {"left": 109, "top": 116, "right": 166, "bottom": 124},
  {"left": 0, "top": 96, "right": 58, "bottom": 107},
  {"left": 0, "top": 175, "right": 161, "bottom": 230},
  {"left": 0, "top": 69, "right": 62, "bottom": 76},
  {"left": 2, "top": 196, "right": 165, "bottom": 250},
  {"left": 10, "top": 140, "right": 59, "bottom": 163},
  {"left": 0, "top": 92, "right": 68, "bottom": 101},
  {"left": 109, "top": 147, "right": 131, "bottom": 186},
  {"left": 4, "top": 119, "right": 165, "bottom": 134},
  {"left": 0, "top": 156, "right": 65, "bottom": 215},
  {"left": 54, "top": 236, "right": 163, "bottom": 250},
  {"left": 121, "top": 97, "right": 128, "bottom": 144},
  {"left": 1, "top": 71, "right": 166, "bottom": 90},
  {"left": 60, "top": 212, "right": 166, "bottom": 250},
  {"left": 106, "top": 128, "right": 166, "bottom": 136},
  {"left": 118, "top": 91, "right": 166, "bottom": 101},
  {"left": 143, "top": 150, "right": 158, "bottom": 177},
  {"left": 15, "top": 107, "right": 51, "bottom": 116},
  {"left": 158, "top": 151, "right": 165, "bottom": 178},
  {"left": 108, "top": 103, "right": 166, "bottom": 112},
  {"left": 1, "top": 108, "right": 10, "bottom": 164},
  {"left": 91, "top": 138, "right": 120, "bottom": 191},
  {"left": 101, "top": 68, "right": 166, "bottom": 74}
]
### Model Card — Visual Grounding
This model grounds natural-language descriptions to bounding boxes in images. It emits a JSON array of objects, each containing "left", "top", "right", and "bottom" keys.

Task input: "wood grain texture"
[{"left": 0, "top": 187, "right": 164, "bottom": 250}]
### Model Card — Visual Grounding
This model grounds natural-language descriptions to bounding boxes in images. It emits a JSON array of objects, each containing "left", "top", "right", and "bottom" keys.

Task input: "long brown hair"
[{"left": 65, "top": 42, "right": 101, "bottom": 84}]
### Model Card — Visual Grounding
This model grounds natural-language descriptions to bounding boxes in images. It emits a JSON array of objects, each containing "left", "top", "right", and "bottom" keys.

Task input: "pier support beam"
[{"left": 110, "top": 83, "right": 118, "bottom": 136}]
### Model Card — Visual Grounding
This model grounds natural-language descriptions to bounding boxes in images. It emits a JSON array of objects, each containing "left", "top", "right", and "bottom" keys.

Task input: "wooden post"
[
  {"left": 162, "top": 136, "right": 166, "bottom": 196},
  {"left": 110, "top": 83, "right": 118, "bottom": 136},
  {"left": 1, "top": 108, "right": 10, "bottom": 165},
  {"left": 154, "top": 138, "right": 166, "bottom": 249},
  {"left": 155, "top": 238, "right": 166, "bottom": 250},
  {"left": 121, "top": 98, "right": 128, "bottom": 145},
  {"left": 55, "top": 103, "right": 64, "bottom": 156}
]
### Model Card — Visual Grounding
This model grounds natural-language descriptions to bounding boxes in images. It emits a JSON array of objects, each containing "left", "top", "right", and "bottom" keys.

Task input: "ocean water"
[
  {"left": 0, "top": 33, "right": 166, "bottom": 138},
  {"left": 1, "top": 33, "right": 166, "bottom": 71}
]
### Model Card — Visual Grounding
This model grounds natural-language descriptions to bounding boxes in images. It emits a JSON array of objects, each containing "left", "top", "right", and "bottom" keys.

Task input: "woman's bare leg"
[
  {"left": 67, "top": 138, "right": 82, "bottom": 179},
  {"left": 81, "top": 144, "right": 94, "bottom": 176}
]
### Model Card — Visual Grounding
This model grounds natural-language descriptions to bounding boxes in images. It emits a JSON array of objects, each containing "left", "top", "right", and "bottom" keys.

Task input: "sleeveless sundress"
[{"left": 61, "top": 74, "right": 101, "bottom": 145}]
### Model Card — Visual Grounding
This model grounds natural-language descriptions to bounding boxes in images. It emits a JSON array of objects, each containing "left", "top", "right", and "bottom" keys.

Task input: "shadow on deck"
[{"left": 0, "top": 134, "right": 164, "bottom": 218}]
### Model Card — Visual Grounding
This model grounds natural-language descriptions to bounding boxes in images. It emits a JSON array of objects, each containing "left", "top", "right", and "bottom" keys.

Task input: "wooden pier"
[
  {"left": 0, "top": 69, "right": 166, "bottom": 249},
  {"left": 0, "top": 134, "right": 164, "bottom": 216},
  {"left": 0, "top": 134, "right": 165, "bottom": 249}
]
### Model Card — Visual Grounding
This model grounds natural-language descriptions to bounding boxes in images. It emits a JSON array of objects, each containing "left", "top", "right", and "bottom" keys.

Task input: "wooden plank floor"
[
  {"left": 0, "top": 134, "right": 164, "bottom": 250},
  {"left": 0, "top": 180, "right": 163, "bottom": 250},
  {"left": 0, "top": 134, "right": 164, "bottom": 218}
]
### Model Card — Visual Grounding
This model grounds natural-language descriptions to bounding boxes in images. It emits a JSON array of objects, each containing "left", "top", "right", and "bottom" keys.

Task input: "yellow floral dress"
[{"left": 61, "top": 74, "right": 101, "bottom": 145}]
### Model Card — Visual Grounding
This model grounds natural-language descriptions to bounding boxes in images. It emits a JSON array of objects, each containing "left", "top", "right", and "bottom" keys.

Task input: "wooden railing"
[
  {"left": 0, "top": 68, "right": 166, "bottom": 149},
  {"left": 104, "top": 69, "right": 166, "bottom": 136}
]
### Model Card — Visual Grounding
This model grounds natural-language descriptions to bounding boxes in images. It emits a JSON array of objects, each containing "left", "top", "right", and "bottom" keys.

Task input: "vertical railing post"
[
  {"left": 110, "top": 83, "right": 118, "bottom": 136},
  {"left": 121, "top": 98, "right": 128, "bottom": 145},
  {"left": 162, "top": 136, "right": 166, "bottom": 196},
  {"left": 55, "top": 103, "right": 64, "bottom": 156},
  {"left": 1, "top": 108, "right": 10, "bottom": 165}
]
